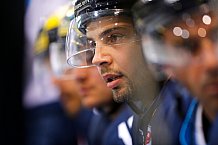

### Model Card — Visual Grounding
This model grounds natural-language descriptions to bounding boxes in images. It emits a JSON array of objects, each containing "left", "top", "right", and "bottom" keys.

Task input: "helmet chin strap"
[
  {"left": 128, "top": 78, "right": 170, "bottom": 144},
  {"left": 127, "top": 97, "right": 147, "bottom": 115}
]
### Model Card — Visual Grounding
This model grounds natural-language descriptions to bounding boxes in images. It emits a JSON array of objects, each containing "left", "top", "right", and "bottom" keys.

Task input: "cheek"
[
  {"left": 89, "top": 73, "right": 113, "bottom": 101},
  {"left": 175, "top": 66, "right": 203, "bottom": 97},
  {"left": 116, "top": 44, "right": 144, "bottom": 73},
  {"left": 100, "top": 88, "right": 113, "bottom": 102},
  {"left": 187, "top": 66, "right": 204, "bottom": 95},
  {"left": 91, "top": 71, "right": 106, "bottom": 86},
  {"left": 94, "top": 78, "right": 113, "bottom": 101},
  {"left": 88, "top": 87, "right": 113, "bottom": 108}
]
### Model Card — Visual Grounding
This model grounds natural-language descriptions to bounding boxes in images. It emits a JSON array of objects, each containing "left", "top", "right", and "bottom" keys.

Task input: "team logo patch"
[
  {"left": 146, "top": 130, "right": 151, "bottom": 144},
  {"left": 145, "top": 125, "right": 152, "bottom": 145}
]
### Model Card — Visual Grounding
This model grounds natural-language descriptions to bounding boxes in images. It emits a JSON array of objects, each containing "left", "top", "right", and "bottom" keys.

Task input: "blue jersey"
[
  {"left": 209, "top": 115, "right": 218, "bottom": 145},
  {"left": 73, "top": 107, "right": 94, "bottom": 142},
  {"left": 88, "top": 104, "right": 134, "bottom": 145},
  {"left": 132, "top": 80, "right": 193, "bottom": 145},
  {"left": 180, "top": 100, "right": 218, "bottom": 145}
]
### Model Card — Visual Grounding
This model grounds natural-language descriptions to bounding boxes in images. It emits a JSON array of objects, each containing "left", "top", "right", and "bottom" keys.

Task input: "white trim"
[
  {"left": 118, "top": 122, "right": 133, "bottom": 145},
  {"left": 195, "top": 105, "right": 206, "bottom": 145}
]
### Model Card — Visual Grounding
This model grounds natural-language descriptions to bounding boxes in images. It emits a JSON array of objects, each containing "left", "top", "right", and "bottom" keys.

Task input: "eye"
[
  {"left": 107, "top": 33, "right": 125, "bottom": 44},
  {"left": 87, "top": 40, "right": 96, "bottom": 48},
  {"left": 176, "top": 38, "right": 200, "bottom": 55},
  {"left": 171, "top": 38, "right": 200, "bottom": 55},
  {"left": 86, "top": 49, "right": 95, "bottom": 65}
]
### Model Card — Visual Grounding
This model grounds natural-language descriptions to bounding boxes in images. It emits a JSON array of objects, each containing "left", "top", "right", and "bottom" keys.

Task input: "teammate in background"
[
  {"left": 24, "top": 1, "right": 80, "bottom": 145},
  {"left": 53, "top": 66, "right": 134, "bottom": 145},
  {"left": 132, "top": 0, "right": 218, "bottom": 144}
]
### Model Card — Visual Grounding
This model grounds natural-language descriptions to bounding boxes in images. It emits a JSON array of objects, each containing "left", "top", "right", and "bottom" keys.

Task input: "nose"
[
  {"left": 73, "top": 68, "right": 88, "bottom": 83},
  {"left": 201, "top": 39, "right": 218, "bottom": 71},
  {"left": 92, "top": 43, "right": 112, "bottom": 67}
]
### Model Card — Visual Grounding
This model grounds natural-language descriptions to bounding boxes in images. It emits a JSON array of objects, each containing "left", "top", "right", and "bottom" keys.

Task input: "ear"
[{"left": 51, "top": 75, "right": 59, "bottom": 85}]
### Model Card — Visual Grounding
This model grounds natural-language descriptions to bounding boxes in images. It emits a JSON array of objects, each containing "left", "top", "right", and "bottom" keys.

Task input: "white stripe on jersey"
[
  {"left": 127, "top": 116, "right": 134, "bottom": 128},
  {"left": 118, "top": 120, "right": 133, "bottom": 145}
]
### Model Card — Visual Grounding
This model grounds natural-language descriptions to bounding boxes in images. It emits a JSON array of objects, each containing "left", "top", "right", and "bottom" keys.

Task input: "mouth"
[
  {"left": 203, "top": 79, "right": 218, "bottom": 96},
  {"left": 79, "top": 87, "right": 90, "bottom": 96},
  {"left": 102, "top": 73, "right": 123, "bottom": 89}
]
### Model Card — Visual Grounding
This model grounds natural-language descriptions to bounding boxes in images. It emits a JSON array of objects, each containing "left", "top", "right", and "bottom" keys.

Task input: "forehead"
[{"left": 86, "top": 16, "right": 134, "bottom": 38}]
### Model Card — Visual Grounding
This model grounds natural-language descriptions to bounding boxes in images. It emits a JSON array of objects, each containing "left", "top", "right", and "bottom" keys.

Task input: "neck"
[
  {"left": 97, "top": 101, "right": 123, "bottom": 120},
  {"left": 203, "top": 107, "right": 217, "bottom": 122}
]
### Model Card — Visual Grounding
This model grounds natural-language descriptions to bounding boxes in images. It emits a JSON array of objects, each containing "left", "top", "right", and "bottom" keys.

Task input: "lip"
[
  {"left": 79, "top": 87, "right": 90, "bottom": 96},
  {"left": 204, "top": 82, "right": 218, "bottom": 96},
  {"left": 102, "top": 73, "right": 123, "bottom": 89}
]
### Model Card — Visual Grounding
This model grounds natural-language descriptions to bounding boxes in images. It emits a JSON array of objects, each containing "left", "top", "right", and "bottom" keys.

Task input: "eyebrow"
[
  {"left": 99, "top": 26, "right": 129, "bottom": 39},
  {"left": 86, "top": 25, "right": 130, "bottom": 42}
]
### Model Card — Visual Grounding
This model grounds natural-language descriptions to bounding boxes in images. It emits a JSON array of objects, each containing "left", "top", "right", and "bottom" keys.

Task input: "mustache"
[
  {"left": 208, "top": 67, "right": 218, "bottom": 77},
  {"left": 100, "top": 67, "right": 123, "bottom": 76}
]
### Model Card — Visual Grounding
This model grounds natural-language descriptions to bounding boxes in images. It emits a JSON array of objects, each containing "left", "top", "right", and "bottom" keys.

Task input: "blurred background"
[{"left": 1, "top": 0, "right": 24, "bottom": 144}]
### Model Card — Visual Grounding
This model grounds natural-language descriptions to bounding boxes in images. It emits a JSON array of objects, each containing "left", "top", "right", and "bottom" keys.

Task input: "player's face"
[
  {"left": 52, "top": 75, "right": 82, "bottom": 116},
  {"left": 165, "top": 13, "right": 218, "bottom": 118},
  {"left": 73, "top": 66, "right": 113, "bottom": 108},
  {"left": 87, "top": 16, "right": 152, "bottom": 103}
]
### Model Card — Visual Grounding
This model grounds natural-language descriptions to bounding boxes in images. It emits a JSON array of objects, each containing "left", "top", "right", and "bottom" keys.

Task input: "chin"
[{"left": 112, "top": 88, "right": 129, "bottom": 103}]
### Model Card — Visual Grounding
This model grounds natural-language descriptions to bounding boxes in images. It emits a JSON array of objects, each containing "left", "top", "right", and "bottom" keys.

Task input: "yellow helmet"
[{"left": 34, "top": 2, "right": 74, "bottom": 56}]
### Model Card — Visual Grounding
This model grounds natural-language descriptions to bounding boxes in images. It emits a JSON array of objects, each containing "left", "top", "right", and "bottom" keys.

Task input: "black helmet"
[
  {"left": 71, "top": 0, "right": 136, "bottom": 34},
  {"left": 66, "top": 0, "right": 138, "bottom": 68},
  {"left": 132, "top": 0, "right": 217, "bottom": 68},
  {"left": 133, "top": 0, "right": 209, "bottom": 34},
  {"left": 74, "top": 0, "right": 135, "bottom": 17}
]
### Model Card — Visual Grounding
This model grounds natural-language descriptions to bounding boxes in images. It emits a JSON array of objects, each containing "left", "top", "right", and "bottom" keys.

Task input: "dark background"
[{"left": 0, "top": 0, "right": 24, "bottom": 144}]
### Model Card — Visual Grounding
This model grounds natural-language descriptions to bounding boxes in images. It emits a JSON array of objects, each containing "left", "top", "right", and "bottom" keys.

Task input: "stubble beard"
[{"left": 112, "top": 80, "right": 134, "bottom": 103}]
